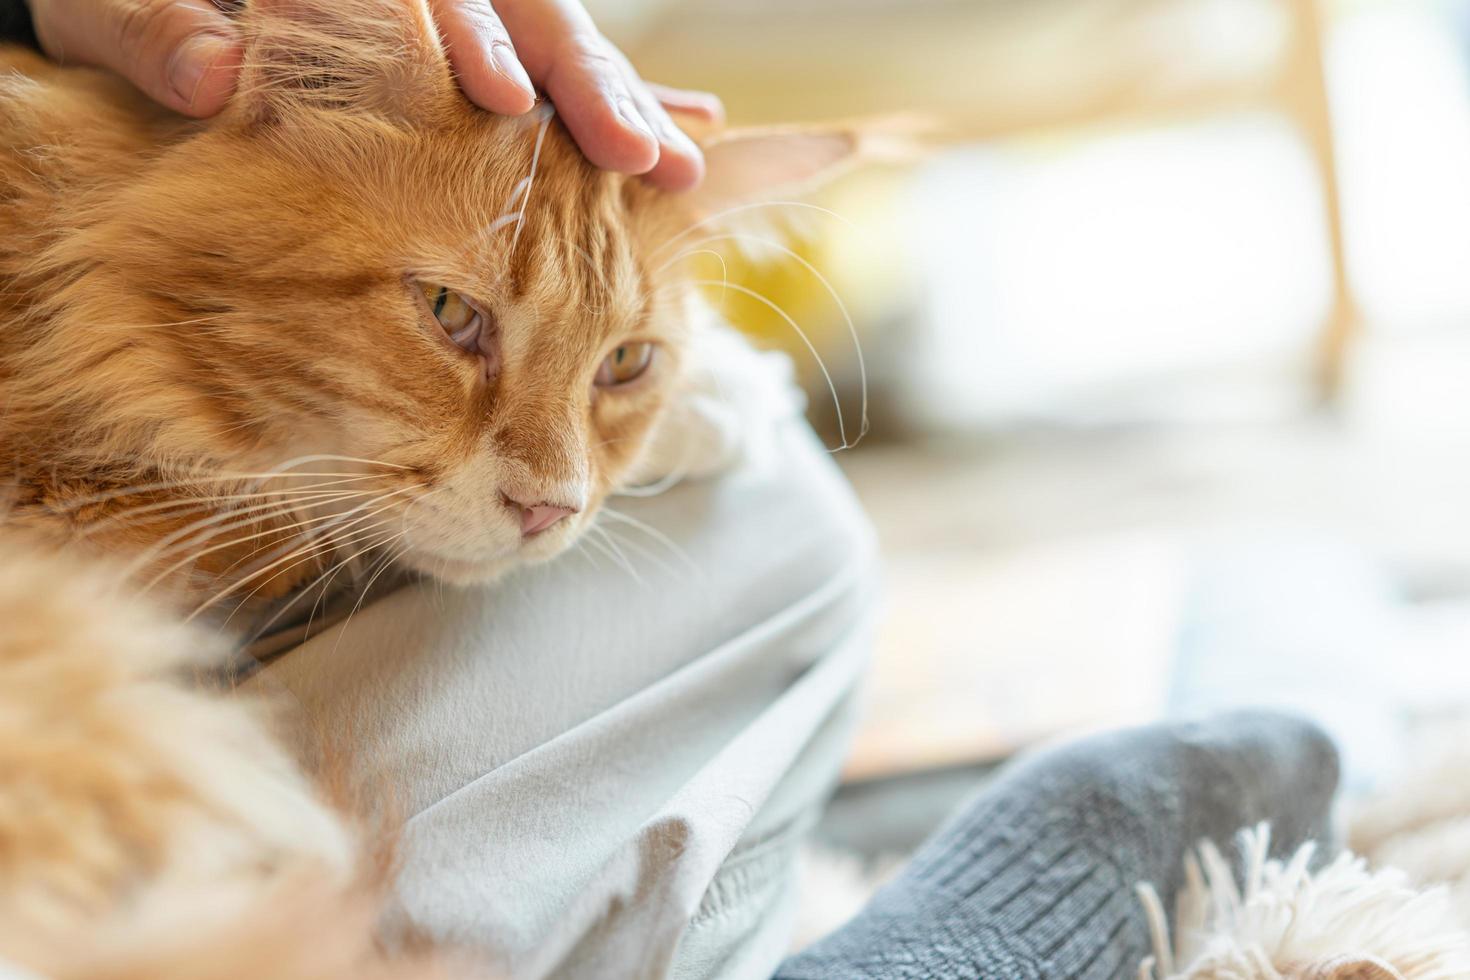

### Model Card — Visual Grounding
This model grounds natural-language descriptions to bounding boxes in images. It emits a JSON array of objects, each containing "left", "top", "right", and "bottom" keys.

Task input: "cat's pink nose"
[{"left": 504, "top": 495, "right": 577, "bottom": 536}]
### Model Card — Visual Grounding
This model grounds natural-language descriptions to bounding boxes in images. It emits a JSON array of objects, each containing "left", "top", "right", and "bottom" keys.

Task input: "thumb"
[{"left": 30, "top": 0, "right": 242, "bottom": 116}]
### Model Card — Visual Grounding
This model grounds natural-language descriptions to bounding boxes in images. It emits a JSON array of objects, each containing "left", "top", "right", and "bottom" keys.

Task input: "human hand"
[{"left": 24, "top": 0, "right": 722, "bottom": 189}]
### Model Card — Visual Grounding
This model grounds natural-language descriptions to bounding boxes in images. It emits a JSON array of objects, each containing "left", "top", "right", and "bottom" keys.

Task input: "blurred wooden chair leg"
[{"left": 1280, "top": 0, "right": 1359, "bottom": 403}]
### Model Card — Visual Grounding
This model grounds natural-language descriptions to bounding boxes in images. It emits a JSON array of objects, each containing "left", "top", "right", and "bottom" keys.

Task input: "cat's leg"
[{"left": 0, "top": 536, "right": 353, "bottom": 971}]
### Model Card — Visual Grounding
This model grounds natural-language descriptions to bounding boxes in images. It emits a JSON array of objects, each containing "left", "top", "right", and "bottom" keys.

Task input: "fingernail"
[
  {"left": 168, "top": 33, "right": 230, "bottom": 108},
  {"left": 616, "top": 98, "right": 657, "bottom": 143},
  {"left": 661, "top": 120, "right": 700, "bottom": 159},
  {"left": 490, "top": 42, "right": 535, "bottom": 101},
  {"left": 699, "top": 95, "right": 726, "bottom": 125},
  {"left": 674, "top": 94, "right": 724, "bottom": 124}
]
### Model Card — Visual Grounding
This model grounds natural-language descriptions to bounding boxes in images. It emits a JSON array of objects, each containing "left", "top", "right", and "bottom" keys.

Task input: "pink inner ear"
[{"left": 694, "top": 131, "right": 858, "bottom": 212}]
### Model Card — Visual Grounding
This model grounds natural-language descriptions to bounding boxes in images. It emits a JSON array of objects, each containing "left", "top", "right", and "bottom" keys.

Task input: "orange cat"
[{"left": 0, "top": 0, "right": 855, "bottom": 973}]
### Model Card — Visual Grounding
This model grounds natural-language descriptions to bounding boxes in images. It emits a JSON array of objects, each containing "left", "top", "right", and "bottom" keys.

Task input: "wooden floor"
[{"left": 834, "top": 369, "right": 1470, "bottom": 779}]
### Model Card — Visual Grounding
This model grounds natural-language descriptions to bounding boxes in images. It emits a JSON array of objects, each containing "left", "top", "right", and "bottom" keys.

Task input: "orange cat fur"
[{"left": 0, "top": 0, "right": 855, "bottom": 972}]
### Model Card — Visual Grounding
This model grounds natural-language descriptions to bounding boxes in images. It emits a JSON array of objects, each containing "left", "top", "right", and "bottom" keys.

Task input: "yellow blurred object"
[
  {"left": 682, "top": 166, "right": 913, "bottom": 415},
  {"left": 618, "top": 0, "right": 1356, "bottom": 404}
]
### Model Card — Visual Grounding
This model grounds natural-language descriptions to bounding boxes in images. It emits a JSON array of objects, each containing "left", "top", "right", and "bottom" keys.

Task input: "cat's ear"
[
  {"left": 228, "top": 0, "right": 454, "bottom": 128},
  {"left": 687, "top": 128, "right": 860, "bottom": 214}
]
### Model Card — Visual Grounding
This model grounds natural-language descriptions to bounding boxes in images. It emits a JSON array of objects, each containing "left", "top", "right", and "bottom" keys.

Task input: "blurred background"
[{"left": 593, "top": 0, "right": 1470, "bottom": 853}]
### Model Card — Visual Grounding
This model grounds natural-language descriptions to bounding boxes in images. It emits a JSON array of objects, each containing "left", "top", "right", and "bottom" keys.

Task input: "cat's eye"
[
  {"left": 595, "top": 343, "right": 654, "bottom": 387},
  {"left": 418, "top": 282, "right": 483, "bottom": 353}
]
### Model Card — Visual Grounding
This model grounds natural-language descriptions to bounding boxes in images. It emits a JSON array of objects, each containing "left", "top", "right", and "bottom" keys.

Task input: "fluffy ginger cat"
[{"left": 0, "top": 0, "right": 855, "bottom": 973}]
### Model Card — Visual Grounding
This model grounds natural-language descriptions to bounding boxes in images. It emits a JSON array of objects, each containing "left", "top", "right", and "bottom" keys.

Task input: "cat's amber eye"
[
  {"left": 595, "top": 343, "right": 655, "bottom": 387},
  {"left": 418, "top": 282, "right": 483, "bottom": 353}
]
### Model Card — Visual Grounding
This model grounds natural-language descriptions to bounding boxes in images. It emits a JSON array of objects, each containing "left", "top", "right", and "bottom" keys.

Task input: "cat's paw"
[{"left": 622, "top": 323, "right": 803, "bottom": 488}]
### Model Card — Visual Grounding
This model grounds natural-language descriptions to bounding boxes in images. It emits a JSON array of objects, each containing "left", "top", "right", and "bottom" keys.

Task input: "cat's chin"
[
  {"left": 398, "top": 523, "right": 582, "bottom": 586},
  {"left": 399, "top": 551, "right": 518, "bottom": 587}
]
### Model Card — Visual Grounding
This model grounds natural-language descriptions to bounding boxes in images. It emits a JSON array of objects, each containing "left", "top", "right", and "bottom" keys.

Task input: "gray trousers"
[
  {"left": 251, "top": 417, "right": 1339, "bottom": 980},
  {"left": 251, "top": 417, "right": 880, "bottom": 980}
]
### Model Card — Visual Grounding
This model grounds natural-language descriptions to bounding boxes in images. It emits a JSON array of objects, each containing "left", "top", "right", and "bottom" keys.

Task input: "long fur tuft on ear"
[{"left": 230, "top": 0, "right": 453, "bottom": 129}]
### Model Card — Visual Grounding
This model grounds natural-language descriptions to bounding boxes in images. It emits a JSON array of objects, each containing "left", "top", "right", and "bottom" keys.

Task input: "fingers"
[
  {"left": 29, "top": 0, "right": 242, "bottom": 117},
  {"left": 490, "top": 0, "right": 714, "bottom": 190},
  {"left": 429, "top": 0, "right": 535, "bottom": 116},
  {"left": 500, "top": 3, "right": 659, "bottom": 174},
  {"left": 621, "top": 68, "right": 703, "bottom": 191},
  {"left": 648, "top": 83, "right": 725, "bottom": 126},
  {"left": 27, "top": 0, "right": 721, "bottom": 188}
]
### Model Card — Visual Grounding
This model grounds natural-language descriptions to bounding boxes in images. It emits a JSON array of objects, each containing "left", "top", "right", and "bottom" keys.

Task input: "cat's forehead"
[
  {"left": 446, "top": 119, "right": 676, "bottom": 328},
  {"left": 508, "top": 185, "right": 648, "bottom": 316},
  {"left": 244, "top": 110, "right": 682, "bottom": 331}
]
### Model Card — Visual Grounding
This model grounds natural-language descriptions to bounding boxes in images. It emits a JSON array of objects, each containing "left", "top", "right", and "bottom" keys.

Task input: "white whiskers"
[
  {"left": 512, "top": 103, "right": 555, "bottom": 254},
  {"left": 664, "top": 231, "right": 868, "bottom": 446},
  {"left": 688, "top": 279, "right": 853, "bottom": 451}
]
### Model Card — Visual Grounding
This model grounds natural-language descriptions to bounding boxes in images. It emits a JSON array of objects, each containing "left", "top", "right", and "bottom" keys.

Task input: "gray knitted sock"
[{"left": 777, "top": 710, "right": 1339, "bottom": 980}]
